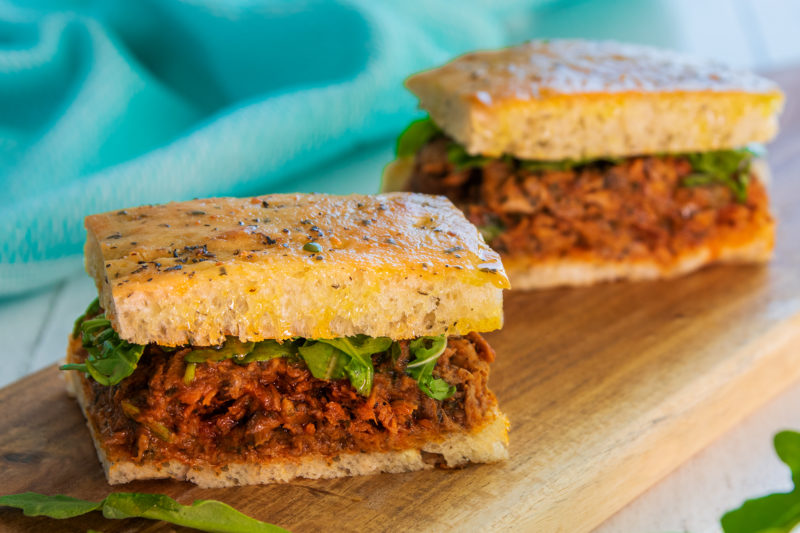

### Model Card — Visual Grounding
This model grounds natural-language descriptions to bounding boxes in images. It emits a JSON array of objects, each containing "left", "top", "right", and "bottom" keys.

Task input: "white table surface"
[{"left": 3, "top": 1, "right": 800, "bottom": 531}]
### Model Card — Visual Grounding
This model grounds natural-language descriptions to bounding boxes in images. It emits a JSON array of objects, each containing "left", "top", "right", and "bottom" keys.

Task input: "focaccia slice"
[
  {"left": 406, "top": 39, "right": 783, "bottom": 160},
  {"left": 84, "top": 193, "right": 509, "bottom": 346}
]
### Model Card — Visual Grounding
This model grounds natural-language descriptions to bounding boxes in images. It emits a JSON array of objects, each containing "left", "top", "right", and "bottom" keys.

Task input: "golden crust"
[
  {"left": 85, "top": 193, "right": 508, "bottom": 346},
  {"left": 408, "top": 39, "right": 781, "bottom": 102},
  {"left": 406, "top": 40, "right": 784, "bottom": 160}
]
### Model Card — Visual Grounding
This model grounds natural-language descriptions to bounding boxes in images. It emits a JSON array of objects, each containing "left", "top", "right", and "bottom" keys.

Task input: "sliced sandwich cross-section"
[{"left": 384, "top": 40, "right": 784, "bottom": 289}]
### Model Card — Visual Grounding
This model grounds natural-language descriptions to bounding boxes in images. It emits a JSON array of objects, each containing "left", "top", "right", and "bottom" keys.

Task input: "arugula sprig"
[
  {"left": 721, "top": 431, "right": 800, "bottom": 533},
  {"left": 71, "top": 297, "right": 100, "bottom": 338},
  {"left": 60, "top": 299, "right": 145, "bottom": 386},
  {"left": 683, "top": 149, "right": 754, "bottom": 203},
  {"left": 395, "top": 116, "right": 441, "bottom": 157},
  {"left": 407, "top": 336, "right": 455, "bottom": 400},
  {"left": 299, "top": 336, "right": 392, "bottom": 396},
  {"left": 0, "top": 491, "right": 289, "bottom": 533}
]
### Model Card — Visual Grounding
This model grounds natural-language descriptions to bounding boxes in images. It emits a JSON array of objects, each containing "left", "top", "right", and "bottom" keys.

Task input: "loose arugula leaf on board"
[
  {"left": 775, "top": 430, "right": 800, "bottom": 484},
  {"left": 406, "top": 336, "right": 455, "bottom": 400},
  {"left": 721, "top": 431, "right": 800, "bottom": 533},
  {"left": 102, "top": 493, "right": 289, "bottom": 533},
  {"left": 0, "top": 492, "right": 289, "bottom": 533},
  {"left": 396, "top": 117, "right": 441, "bottom": 157},
  {"left": 0, "top": 492, "right": 101, "bottom": 518}
]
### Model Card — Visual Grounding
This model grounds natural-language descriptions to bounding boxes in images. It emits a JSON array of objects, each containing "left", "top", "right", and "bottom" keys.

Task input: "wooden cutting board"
[{"left": 2, "top": 68, "right": 800, "bottom": 533}]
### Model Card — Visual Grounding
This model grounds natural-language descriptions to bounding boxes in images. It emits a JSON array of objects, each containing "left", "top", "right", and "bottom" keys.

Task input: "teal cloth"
[{"left": 0, "top": 0, "right": 676, "bottom": 297}]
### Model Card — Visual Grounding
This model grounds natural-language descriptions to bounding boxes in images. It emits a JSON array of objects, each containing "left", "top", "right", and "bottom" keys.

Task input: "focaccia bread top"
[
  {"left": 408, "top": 39, "right": 780, "bottom": 101},
  {"left": 84, "top": 193, "right": 509, "bottom": 346},
  {"left": 405, "top": 39, "right": 784, "bottom": 160}
]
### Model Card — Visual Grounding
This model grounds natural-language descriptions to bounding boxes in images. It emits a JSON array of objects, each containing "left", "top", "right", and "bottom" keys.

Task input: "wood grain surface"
[{"left": 1, "top": 67, "right": 799, "bottom": 533}]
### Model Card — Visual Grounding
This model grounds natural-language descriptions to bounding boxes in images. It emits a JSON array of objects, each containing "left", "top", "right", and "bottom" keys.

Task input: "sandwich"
[
  {"left": 383, "top": 40, "right": 784, "bottom": 289},
  {"left": 61, "top": 193, "right": 510, "bottom": 487}
]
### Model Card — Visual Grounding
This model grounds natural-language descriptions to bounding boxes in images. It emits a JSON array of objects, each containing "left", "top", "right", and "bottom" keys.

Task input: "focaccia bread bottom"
[{"left": 501, "top": 226, "right": 772, "bottom": 289}]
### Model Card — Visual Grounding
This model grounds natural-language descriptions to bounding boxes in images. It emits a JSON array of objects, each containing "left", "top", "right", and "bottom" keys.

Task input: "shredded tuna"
[
  {"left": 409, "top": 137, "right": 771, "bottom": 263},
  {"left": 72, "top": 333, "right": 497, "bottom": 467}
]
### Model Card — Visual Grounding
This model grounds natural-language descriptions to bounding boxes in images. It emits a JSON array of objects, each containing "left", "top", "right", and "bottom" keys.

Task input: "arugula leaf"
[
  {"left": 776, "top": 431, "right": 800, "bottom": 483},
  {"left": 184, "top": 338, "right": 255, "bottom": 363},
  {"left": 396, "top": 117, "right": 440, "bottom": 157},
  {"left": 0, "top": 492, "right": 101, "bottom": 518},
  {"left": 684, "top": 148, "right": 753, "bottom": 203},
  {"left": 0, "top": 492, "right": 289, "bottom": 533},
  {"left": 721, "top": 431, "right": 800, "bottom": 533},
  {"left": 406, "top": 336, "right": 455, "bottom": 400},
  {"left": 478, "top": 219, "right": 506, "bottom": 244},
  {"left": 297, "top": 336, "right": 392, "bottom": 396},
  {"left": 102, "top": 493, "right": 288, "bottom": 533},
  {"left": 298, "top": 341, "right": 347, "bottom": 381},
  {"left": 184, "top": 339, "right": 298, "bottom": 382},
  {"left": 236, "top": 339, "right": 299, "bottom": 365},
  {"left": 71, "top": 298, "right": 100, "bottom": 338},
  {"left": 316, "top": 336, "right": 392, "bottom": 396},
  {"left": 446, "top": 142, "right": 492, "bottom": 170},
  {"left": 60, "top": 301, "right": 145, "bottom": 386}
]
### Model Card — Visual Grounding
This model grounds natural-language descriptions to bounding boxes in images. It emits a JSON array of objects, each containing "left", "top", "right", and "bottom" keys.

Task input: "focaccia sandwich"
[
  {"left": 384, "top": 40, "right": 784, "bottom": 288},
  {"left": 62, "top": 193, "right": 510, "bottom": 487}
]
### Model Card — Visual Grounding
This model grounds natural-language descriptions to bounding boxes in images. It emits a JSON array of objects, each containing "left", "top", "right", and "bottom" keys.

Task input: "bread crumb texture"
[
  {"left": 407, "top": 39, "right": 784, "bottom": 160},
  {"left": 84, "top": 193, "right": 508, "bottom": 346}
]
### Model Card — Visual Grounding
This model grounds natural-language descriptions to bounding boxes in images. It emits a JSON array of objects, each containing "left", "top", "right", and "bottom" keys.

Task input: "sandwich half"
[
  {"left": 383, "top": 39, "right": 785, "bottom": 289},
  {"left": 62, "top": 193, "right": 510, "bottom": 488}
]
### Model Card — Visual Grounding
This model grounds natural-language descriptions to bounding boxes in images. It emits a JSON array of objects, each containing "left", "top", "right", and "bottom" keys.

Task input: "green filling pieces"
[
  {"left": 60, "top": 300, "right": 144, "bottom": 387},
  {"left": 395, "top": 116, "right": 759, "bottom": 203},
  {"left": 61, "top": 299, "right": 455, "bottom": 401}
]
